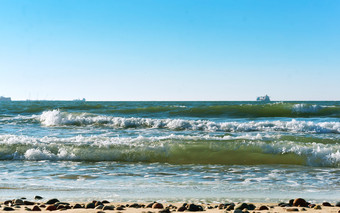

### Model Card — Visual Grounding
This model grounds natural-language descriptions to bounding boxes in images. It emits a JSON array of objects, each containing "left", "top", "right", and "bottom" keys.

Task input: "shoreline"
[{"left": 1, "top": 198, "right": 339, "bottom": 213}]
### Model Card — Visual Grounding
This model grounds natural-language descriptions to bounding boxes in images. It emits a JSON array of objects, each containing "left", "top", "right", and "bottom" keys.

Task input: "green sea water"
[{"left": 0, "top": 101, "right": 339, "bottom": 202}]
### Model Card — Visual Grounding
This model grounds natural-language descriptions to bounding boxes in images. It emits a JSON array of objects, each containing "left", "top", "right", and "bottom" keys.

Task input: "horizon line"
[{"left": 7, "top": 99, "right": 340, "bottom": 102}]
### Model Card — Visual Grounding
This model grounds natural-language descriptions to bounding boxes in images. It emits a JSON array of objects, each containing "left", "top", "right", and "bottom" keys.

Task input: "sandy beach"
[{"left": 1, "top": 198, "right": 339, "bottom": 213}]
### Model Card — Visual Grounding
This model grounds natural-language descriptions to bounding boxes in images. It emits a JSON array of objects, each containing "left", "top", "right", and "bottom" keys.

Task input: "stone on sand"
[
  {"left": 152, "top": 203, "right": 164, "bottom": 209},
  {"left": 3, "top": 207, "right": 15, "bottom": 211},
  {"left": 46, "top": 205, "right": 57, "bottom": 211},
  {"left": 13, "top": 199, "right": 24, "bottom": 205},
  {"left": 292, "top": 198, "right": 308, "bottom": 207},
  {"left": 46, "top": 199, "right": 60, "bottom": 205},
  {"left": 103, "top": 205, "right": 115, "bottom": 210},
  {"left": 86, "top": 203, "right": 96, "bottom": 209},
  {"left": 32, "top": 205, "right": 41, "bottom": 211}
]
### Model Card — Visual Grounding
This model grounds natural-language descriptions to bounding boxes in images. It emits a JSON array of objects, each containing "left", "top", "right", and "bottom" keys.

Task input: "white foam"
[
  {"left": 39, "top": 110, "right": 340, "bottom": 134},
  {"left": 292, "top": 104, "right": 322, "bottom": 113},
  {"left": 0, "top": 133, "right": 272, "bottom": 147},
  {"left": 0, "top": 134, "right": 339, "bottom": 167}
]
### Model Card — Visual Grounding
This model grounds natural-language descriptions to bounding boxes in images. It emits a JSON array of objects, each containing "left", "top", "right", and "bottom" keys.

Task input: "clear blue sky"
[{"left": 0, "top": 0, "right": 339, "bottom": 101}]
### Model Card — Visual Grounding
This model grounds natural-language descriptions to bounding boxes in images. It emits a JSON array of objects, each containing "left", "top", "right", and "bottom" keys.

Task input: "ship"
[
  {"left": 73, "top": 98, "right": 86, "bottom": 102},
  {"left": 0, "top": 96, "right": 11, "bottom": 102},
  {"left": 256, "top": 95, "right": 270, "bottom": 102}
]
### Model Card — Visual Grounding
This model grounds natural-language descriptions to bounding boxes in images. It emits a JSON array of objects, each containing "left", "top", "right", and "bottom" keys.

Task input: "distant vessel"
[
  {"left": 256, "top": 95, "right": 270, "bottom": 102},
  {"left": 0, "top": 96, "right": 11, "bottom": 102},
  {"left": 73, "top": 98, "right": 86, "bottom": 102}
]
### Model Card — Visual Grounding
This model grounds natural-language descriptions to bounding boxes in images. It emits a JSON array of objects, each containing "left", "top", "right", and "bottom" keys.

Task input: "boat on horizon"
[
  {"left": 256, "top": 95, "right": 270, "bottom": 102},
  {"left": 0, "top": 96, "right": 12, "bottom": 102},
  {"left": 73, "top": 98, "right": 86, "bottom": 102}
]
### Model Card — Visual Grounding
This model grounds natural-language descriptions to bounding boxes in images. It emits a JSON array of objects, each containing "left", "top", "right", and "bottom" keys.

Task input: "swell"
[
  {"left": 0, "top": 134, "right": 339, "bottom": 167},
  {"left": 0, "top": 101, "right": 108, "bottom": 115},
  {"left": 171, "top": 103, "right": 340, "bottom": 118},
  {"left": 99, "top": 103, "right": 340, "bottom": 118},
  {"left": 38, "top": 110, "right": 340, "bottom": 134},
  {"left": 1, "top": 101, "right": 340, "bottom": 118}
]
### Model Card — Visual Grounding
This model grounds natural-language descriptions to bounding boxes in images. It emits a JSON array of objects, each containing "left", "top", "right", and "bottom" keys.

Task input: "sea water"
[{"left": 0, "top": 101, "right": 339, "bottom": 202}]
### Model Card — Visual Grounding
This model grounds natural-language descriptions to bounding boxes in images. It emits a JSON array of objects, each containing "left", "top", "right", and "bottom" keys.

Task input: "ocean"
[{"left": 0, "top": 101, "right": 339, "bottom": 203}]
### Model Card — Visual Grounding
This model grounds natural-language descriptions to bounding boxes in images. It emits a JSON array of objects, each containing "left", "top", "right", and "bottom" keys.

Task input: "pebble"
[
  {"left": 24, "top": 201, "right": 36, "bottom": 205},
  {"left": 32, "top": 205, "right": 41, "bottom": 211},
  {"left": 292, "top": 198, "right": 308, "bottom": 207},
  {"left": 103, "top": 205, "right": 115, "bottom": 210},
  {"left": 102, "top": 200, "right": 110, "bottom": 204},
  {"left": 177, "top": 206, "right": 187, "bottom": 212},
  {"left": 72, "top": 204, "right": 82, "bottom": 209},
  {"left": 336, "top": 201, "right": 340, "bottom": 207},
  {"left": 46, "top": 199, "right": 60, "bottom": 204},
  {"left": 258, "top": 205, "right": 269, "bottom": 210},
  {"left": 46, "top": 205, "right": 57, "bottom": 211},
  {"left": 116, "top": 206, "right": 125, "bottom": 210},
  {"left": 314, "top": 205, "right": 322, "bottom": 210},
  {"left": 235, "top": 203, "right": 248, "bottom": 210},
  {"left": 233, "top": 209, "right": 242, "bottom": 213},
  {"left": 3, "top": 206, "right": 15, "bottom": 211},
  {"left": 247, "top": 204, "right": 256, "bottom": 210},
  {"left": 130, "top": 203, "right": 142, "bottom": 208},
  {"left": 322, "top": 202, "right": 332, "bottom": 206},
  {"left": 97, "top": 211, "right": 105, "bottom": 213},
  {"left": 34, "top": 196, "right": 43, "bottom": 200},
  {"left": 188, "top": 204, "right": 203, "bottom": 211},
  {"left": 86, "top": 203, "right": 96, "bottom": 209},
  {"left": 286, "top": 208, "right": 299, "bottom": 212},
  {"left": 13, "top": 199, "right": 24, "bottom": 205},
  {"left": 152, "top": 203, "right": 164, "bottom": 209}
]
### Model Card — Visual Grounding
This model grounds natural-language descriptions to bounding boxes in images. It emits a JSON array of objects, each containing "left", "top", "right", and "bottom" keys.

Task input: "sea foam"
[
  {"left": 0, "top": 134, "right": 339, "bottom": 167},
  {"left": 39, "top": 110, "right": 340, "bottom": 133},
  {"left": 292, "top": 104, "right": 322, "bottom": 113}
]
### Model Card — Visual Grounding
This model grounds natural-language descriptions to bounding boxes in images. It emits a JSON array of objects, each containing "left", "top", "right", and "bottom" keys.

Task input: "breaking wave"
[
  {"left": 0, "top": 134, "right": 339, "bottom": 167},
  {"left": 39, "top": 110, "right": 340, "bottom": 134}
]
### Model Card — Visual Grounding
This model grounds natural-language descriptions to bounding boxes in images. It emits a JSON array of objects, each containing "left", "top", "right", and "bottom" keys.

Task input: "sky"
[{"left": 0, "top": 0, "right": 339, "bottom": 101}]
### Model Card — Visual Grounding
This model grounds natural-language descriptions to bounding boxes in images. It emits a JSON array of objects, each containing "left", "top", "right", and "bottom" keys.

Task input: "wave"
[
  {"left": 109, "top": 103, "right": 340, "bottom": 118},
  {"left": 39, "top": 110, "right": 340, "bottom": 134},
  {"left": 1, "top": 101, "right": 340, "bottom": 118},
  {"left": 0, "top": 134, "right": 339, "bottom": 167}
]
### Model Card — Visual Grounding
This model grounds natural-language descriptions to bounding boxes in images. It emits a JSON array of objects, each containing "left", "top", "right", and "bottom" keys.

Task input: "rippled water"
[{"left": 0, "top": 101, "right": 339, "bottom": 202}]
